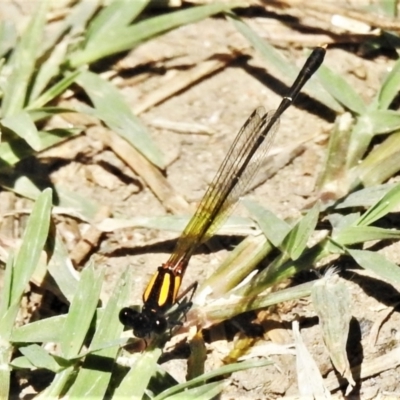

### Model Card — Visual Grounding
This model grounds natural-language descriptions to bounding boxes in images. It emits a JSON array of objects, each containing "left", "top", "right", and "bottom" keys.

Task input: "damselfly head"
[{"left": 119, "top": 306, "right": 167, "bottom": 338}]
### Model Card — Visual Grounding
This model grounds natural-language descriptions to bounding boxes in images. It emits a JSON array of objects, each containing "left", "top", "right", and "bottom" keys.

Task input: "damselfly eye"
[
  {"left": 152, "top": 317, "right": 167, "bottom": 334},
  {"left": 119, "top": 307, "right": 141, "bottom": 327}
]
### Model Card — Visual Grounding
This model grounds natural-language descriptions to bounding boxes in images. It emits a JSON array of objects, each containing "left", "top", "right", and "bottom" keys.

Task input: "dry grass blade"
[
  {"left": 134, "top": 55, "right": 235, "bottom": 114},
  {"left": 93, "top": 128, "right": 188, "bottom": 214}
]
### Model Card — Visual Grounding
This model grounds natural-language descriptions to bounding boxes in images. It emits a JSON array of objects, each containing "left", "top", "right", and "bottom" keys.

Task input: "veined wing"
[{"left": 167, "top": 106, "right": 279, "bottom": 266}]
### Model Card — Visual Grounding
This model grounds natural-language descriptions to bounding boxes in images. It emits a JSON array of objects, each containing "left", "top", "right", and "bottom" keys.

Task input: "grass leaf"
[
  {"left": 28, "top": 70, "right": 81, "bottom": 110},
  {"left": 347, "top": 248, "right": 400, "bottom": 284},
  {"left": 317, "top": 63, "right": 366, "bottom": 115},
  {"left": 375, "top": 57, "right": 400, "bottom": 110},
  {"left": 2, "top": 111, "right": 40, "bottom": 151},
  {"left": 282, "top": 202, "right": 320, "bottom": 260},
  {"left": 355, "top": 181, "right": 400, "bottom": 226},
  {"left": 69, "top": 3, "right": 237, "bottom": 67},
  {"left": 243, "top": 199, "right": 290, "bottom": 247},
  {"left": 76, "top": 71, "right": 164, "bottom": 168},
  {"left": 86, "top": 0, "right": 150, "bottom": 43},
  {"left": 2, "top": 0, "right": 47, "bottom": 116},
  {"left": 334, "top": 226, "right": 400, "bottom": 245},
  {"left": 355, "top": 131, "right": 400, "bottom": 187},
  {"left": 59, "top": 263, "right": 103, "bottom": 359},
  {"left": 66, "top": 270, "right": 130, "bottom": 398},
  {"left": 9, "top": 188, "right": 52, "bottom": 306}
]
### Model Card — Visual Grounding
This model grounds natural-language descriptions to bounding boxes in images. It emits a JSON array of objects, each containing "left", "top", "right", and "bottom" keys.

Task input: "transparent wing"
[{"left": 167, "top": 106, "right": 279, "bottom": 266}]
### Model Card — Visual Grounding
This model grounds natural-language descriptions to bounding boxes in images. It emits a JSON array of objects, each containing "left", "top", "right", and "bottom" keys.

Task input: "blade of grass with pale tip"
[
  {"left": 69, "top": 3, "right": 239, "bottom": 67},
  {"left": 67, "top": 270, "right": 131, "bottom": 398},
  {"left": 227, "top": 13, "right": 341, "bottom": 112},
  {"left": 59, "top": 263, "right": 103, "bottom": 360},
  {"left": 347, "top": 248, "right": 400, "bottom": 284},
  {"left": 317, "top": 113, "right": 353, "bottom": 196},
  {"left": 1, "top": 0, "right": 47, "bottom": 116},
  {"left": 311, "top": 274, "right": 355, "bottom": 391},
  {"left": 355, "top": 181, "right": 400, "bottom": 227},
  {"left": 317, "top": 63, "right": 366, "bottom": 115},
  {"left": 76, "top": 71, "right": 164, "bottom": 168}
]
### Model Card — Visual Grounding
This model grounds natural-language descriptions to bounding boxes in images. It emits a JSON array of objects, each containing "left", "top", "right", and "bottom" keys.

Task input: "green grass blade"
[
  {"left": 334, "top": 226, "right": 400, "bottom": 245},
  {"left": 76, "top": 71, "right": 164, "bottom": 168},
  {"left": 0, "top": 254, "right": 14, "bottom": 319},
  {"left": 361, "top": 110, "right": 400, "bottom": 134},
  {"left": 198, "top": 233, "right": 272, "bottom": 299},
  {"left": 54, "top": 185, "right": 99, "bottom": 221},
  {"left": 86, "top": 0, "right": 150, "bottom": 43},
  {"left": 0, "top": 128, "right": 81, "bottom": 167},
  {"left": 1, "top": 111, "right": 41, "bottom": 151},
  {"left": 282, "top": 202, "right": 320, "bottom": 260},
  {"left": 227, "top": 13, "right": 342, "bottom": 112},
  {"left": 11, "top": 314, "right": 67, "bottom": 343},
  {"left": 67, "top": 270, "right": 130, "bottom": 398},
  {"left": 0, "top": 341, "right": 12, "bottom": 399},
  {"left": 375, "top": 57, "right": 400, "bottom": 110},
  {"left": 47, "top": 231, "right": 79, "bottom": 303},
  {"left": 317, "top": 63, "right": 366, "bottom": 115},
  {"left": 69, "top": 3, "right": 237, "bottom": 67},
  {"left": 164, "top": 381, "right": 225, "bottom": 400},
  {"left": 1, "top": 0, "right": 47, "bottom": 116},
  {"left": 28, "top": 70, "right": 81, "bottom": 110},
  {"left": 346, "top": 115, "right": 374, "bottom": 169},
  {"left": 155, "top": 359, "right": 271, "bottom": 400},
  {"left": 19, "top": 344, "right": 61, "bottom": 372},
  {"left": 243, "top": 199, "right": 290, "bottom": 248},
  {"left": 332, "top": 183, "right": 396, "bottom": 209},
  {"left": 39, "top": 366, "right": 75, "bottom": 398},
  {"left": 347, "top": 248, "right": 400, "bottom": 284},
  {"left": 355, "top": 131, "right": 400, "bottom": 187},
  {"left": 355, "top": 181, "right": 400, "bottom": 226},
  {"left": 114, "top": 347, "right": 162, "bottom": 399},
  {"left": 28, "top": 40, "right": 69, "bottom": 103},
  {"left": 8, "top": 188, "right": 52, "bottom": 306},
  {"left": 59, "top": 263, "right": 103, "bottom": 359},
  {"left": 27, "top": 107, "right": 76, "bottom": 122}
]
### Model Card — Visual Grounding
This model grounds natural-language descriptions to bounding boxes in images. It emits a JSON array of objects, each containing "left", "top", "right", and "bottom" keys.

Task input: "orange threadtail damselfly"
[{"left": 119, "top": 46, "right": 326, "bottom": 338}]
